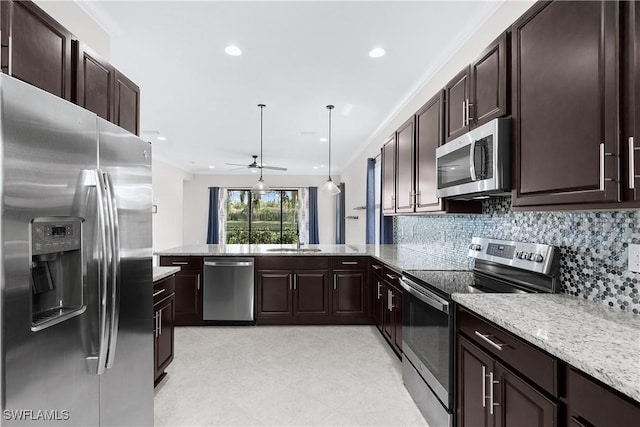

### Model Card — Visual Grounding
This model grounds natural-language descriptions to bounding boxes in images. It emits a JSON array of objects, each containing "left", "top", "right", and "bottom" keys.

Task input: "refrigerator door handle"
[
  {"left": 104, "top": 172, "right": 121, "bottom": 369},
  {"left": 94, "top": 169, "right": 112, "bottom": 375}
]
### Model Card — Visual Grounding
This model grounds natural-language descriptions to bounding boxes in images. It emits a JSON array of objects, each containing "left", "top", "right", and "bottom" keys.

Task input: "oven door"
[{"left": 400, "top": 277, "right": 452, "bottom": 408}]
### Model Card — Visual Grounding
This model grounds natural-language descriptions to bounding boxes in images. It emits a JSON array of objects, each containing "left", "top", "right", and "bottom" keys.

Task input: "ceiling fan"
[{"left": 225, "top": 155, "right": 288, "bottom": 171}]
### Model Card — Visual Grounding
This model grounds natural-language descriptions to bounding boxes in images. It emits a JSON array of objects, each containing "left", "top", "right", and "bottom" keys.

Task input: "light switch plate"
[{"left": 629, "top": 244, "right": 640, "bottom": 273}]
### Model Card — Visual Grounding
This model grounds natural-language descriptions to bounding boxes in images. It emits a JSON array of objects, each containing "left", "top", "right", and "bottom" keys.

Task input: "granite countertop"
[
  {"left": 156, "top": 244, "right": 471, "bottom": 273},
  {"left": 153, "top": 266, "right": 180, "bottom": 282},
  {"left": 404, "top": 270, "right": 476, "bottom": 297},
  {"left": 452, "top": 293, "right": 640, "bottom": 403}
]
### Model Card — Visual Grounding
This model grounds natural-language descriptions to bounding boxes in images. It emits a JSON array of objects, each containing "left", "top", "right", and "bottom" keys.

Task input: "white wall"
[
  {"left": 340, "top": 0, "right": 536, "bottom": 245},
  {"left": 152, "top": 159, "right": 193, "bottom": 252},
  {"left": 183, "top": 175, "right": 336, "bottom": 245},
  {"left": 34, "top": 1, "right": 110, "bottom": 60}
]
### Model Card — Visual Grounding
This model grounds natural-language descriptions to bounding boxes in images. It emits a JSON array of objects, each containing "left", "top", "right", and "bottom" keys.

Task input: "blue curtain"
[
  {"left": 336, "top": 183, "right": 346, "bottom": 244},
  {"left": 365, "top": 158, "right": 375, "bottom": 244},
  {"left": 206, "top": 187, "right": 220, "bottom": 244},
  {"left": 308, "top": 187, "right": 320, "bottom": 244}
]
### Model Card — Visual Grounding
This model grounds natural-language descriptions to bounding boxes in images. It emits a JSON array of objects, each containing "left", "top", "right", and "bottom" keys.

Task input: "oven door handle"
[{"left": 400, "top": 278, "right": 449, "bottom": 313}]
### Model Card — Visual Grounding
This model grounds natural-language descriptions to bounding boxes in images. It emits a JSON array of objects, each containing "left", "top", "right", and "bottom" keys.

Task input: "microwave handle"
[{"left": 469, "top": 141, "right": 477, "bottom": 181}]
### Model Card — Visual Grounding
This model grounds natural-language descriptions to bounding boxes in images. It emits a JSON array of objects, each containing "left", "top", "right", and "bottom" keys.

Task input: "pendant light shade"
[
  {"left": 251, "top": 104, "right": 271, "bottom": 194},
  {"left": 322, "top": 104, "right": 341, "bottom": 195}
]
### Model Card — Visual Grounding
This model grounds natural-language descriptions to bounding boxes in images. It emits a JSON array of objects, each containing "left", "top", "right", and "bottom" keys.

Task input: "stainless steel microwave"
[{"left": 435, "top": 118, "right": 510, "bottom": 199}]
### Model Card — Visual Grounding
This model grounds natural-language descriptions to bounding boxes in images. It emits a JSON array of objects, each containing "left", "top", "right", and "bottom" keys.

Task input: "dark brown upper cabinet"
[
  {"left": 622, "top": 0, "right": 640, "bottom": 202},
  {"left": 3, "top": 0, "right": 72, "bottom": 100},
  {"left": 381, "top": 135, "right": 397, "bottom": 214},
  {"left": 114, "top": 71, "right": 141, "bottom": 136},
  {"left": 444, "top": 67, "right": 471, "bottom": 142},
  {"left": 73, "top": 41, "right": 114, "bottom": 121},
  {"left": 511, "top": 0, "right": 620, "bottom": 208},
  {"left": 445, "top": 32, "right": 509, "bottom": 144},
  {"left": 470, "top": 32, "right": 508, "bottom": 127},
  {"left": 395, "top": 117, "right": 415, "bottom": 213},
  {"left": 415, "top": 92, "right": 443, "bottom": 212}
]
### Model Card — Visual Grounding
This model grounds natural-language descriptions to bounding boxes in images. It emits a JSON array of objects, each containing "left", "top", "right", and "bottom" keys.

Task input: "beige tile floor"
[{"left": 154, "top": 325, "right": 430, "bottom": 426}]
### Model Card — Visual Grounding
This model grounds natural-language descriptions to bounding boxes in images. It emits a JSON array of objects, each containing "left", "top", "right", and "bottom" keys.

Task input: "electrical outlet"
[{"left": 628, "top": 244, "right": 640, "bottom": 273}]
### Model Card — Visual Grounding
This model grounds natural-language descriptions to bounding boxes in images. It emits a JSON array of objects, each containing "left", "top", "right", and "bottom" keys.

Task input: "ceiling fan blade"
[
  {"left": 225, "top": 163, "right": 250, "bottom": 167},
  {"left": 261, "top": 165, "right": 288, "bottom": 171},
  {"left": 226, "top": 167, "right": 249, "bottom": 171}
]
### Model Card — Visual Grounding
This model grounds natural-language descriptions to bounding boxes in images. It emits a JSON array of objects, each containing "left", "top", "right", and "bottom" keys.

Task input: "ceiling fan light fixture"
[
  {"left": 322, "top": 105, "right": 341, "bottom": 195},
  {"left": 252, "top": 176, "right": 271, "bottom": 194}
]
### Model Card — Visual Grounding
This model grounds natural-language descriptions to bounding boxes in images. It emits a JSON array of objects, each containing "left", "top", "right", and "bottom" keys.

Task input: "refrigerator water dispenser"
[{"left": 30, "top": 217, "right": 85, "bottom": 331}]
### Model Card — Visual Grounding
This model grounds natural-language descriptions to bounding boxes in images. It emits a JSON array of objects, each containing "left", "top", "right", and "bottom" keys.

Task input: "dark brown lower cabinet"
[
  {"left": 159, "top": 257, "right": 203, "bottom": 326},
  {"left": 382, "top": 278, "right": 402, "bottom": 357},
  {"left": 332, "top": 270, "right": 367, "bottom": 318},
  {"left": 293, "top": 270, "right": 330, "bottom": 316},
  {"left": 256, "top": 270, "right": 292, "bottom": 321},
  {"left": 154, "top": 293, "right": 175, "bottom": 386},
  {"left": 457, "top": 334, "right": 557, "bottom": 427}
]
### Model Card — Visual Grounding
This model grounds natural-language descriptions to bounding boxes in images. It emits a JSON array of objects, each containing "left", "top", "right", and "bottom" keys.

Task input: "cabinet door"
[
  {"left": 381, "top": 136, "right": 396, "bottom": 214},
  {"left": 6, "top": 0, "right": 72, "bottom": 100},
  {"left": 392, "top": 286, "right": 402, "bottom": 354},
  {"left": 332, "top": 271, "right": 366, "bottom": 317},
  {"left": 471, "top": 32, "right": 508, "bottom": 127},
  {"left": 114, "top": 70, "right": 140, "bottom": 136},
  {"left": 174, "top": 271, "right": 203, "bottom": 325},
  {"left": 512, "top": 0, "right": 619, "bottom": 207},
  {"left": 395, "top": 117, "right": 415, "bottom": 213},
  {"left": 494, "top": 362, "right": 557, "bottom": 427},
  {"left": 155, "top": 294, "right": 175, "bottom": 383},
  {"left": 622, "top": 0, "right": 640, "bottom": 202},
  {"left": 415, "top": 91, "right": 444, "bottom": 212},
  {"left": 293, "top": 270, "right": 329, "bottom": 317},
  {"left": 445, "top": 67, "right": 470, "bottom": 142},
  {"left": 457, "top": 335, "right": 494, "bottom": 427},
  {"left": 256, "top": 270, "right": 292, "bottom": 320},
  {"left": 371, "top": 269, "right": 384, "bottom": 331},
  {"left": 73, "top": 41, "right": 114, "bottom": 121}
]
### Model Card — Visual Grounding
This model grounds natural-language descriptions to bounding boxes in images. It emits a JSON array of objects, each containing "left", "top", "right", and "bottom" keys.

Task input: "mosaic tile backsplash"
[{"left": 395, "top": 197, "right": 640, "bottom": 314}]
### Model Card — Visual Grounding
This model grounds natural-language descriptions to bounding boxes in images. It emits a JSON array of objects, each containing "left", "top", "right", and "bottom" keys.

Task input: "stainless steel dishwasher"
[{"left": 203, "top": 257, "right": 255, "bottom": 323}]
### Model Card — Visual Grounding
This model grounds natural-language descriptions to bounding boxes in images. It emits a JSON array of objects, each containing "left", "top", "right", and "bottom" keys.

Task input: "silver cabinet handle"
[
  {"left": 385, "top": 273, "right": 398, "bottom": 280},
  {"left": 474, "top": 331, "right": 506, "bottom": 351},
  {"left": 482, "top": 365, "right": 487, "bottom": 408},
  {"left": 377, "top": 281, "right": 382, "bottom": 299},
  {"left": 172, "top": 261, "right": 189, "bottom": 265},
  {"left": 196, "top": 274, "right": 200, "bottom": 291},
  {"left": 333, "top": 274, "right": 337, "bottom": 290},
  {"left": 372, "top": 264, "right": 382, "bottom": 271},
  {"left": 387, "top": 289, "right": 394, "bottom": 311},
  {"left": 489, "top": 371, "right": 499, "bottom": 415},
  {"left": 153, "top": 289, "right": 165, "bottom": 298},
  {"left": 293, "top": 275, "right": 297, "bottom": 290},
  {"left": 466, "top": 99, "right": 474, "bottom": 125},
  {"left": 629, "top": 137, "right": 635, "bottom": 190},
  {"left": 154, "top": 312, "right": 159, "bottom": 338},
  {"left": 289, "top": 275, "right": 292, "bottom": 291},
  {"left": 159, "top": 308, "right": 163, "bottom": 336},
  {"left": 600, "top": 142, "right": 605, "bottom": 191},
  {"left": 462, "top": 100, "right": 466, "bottom": 127},
  {"left": 342, "top": 261, "right": 358, "bottom": 265}
]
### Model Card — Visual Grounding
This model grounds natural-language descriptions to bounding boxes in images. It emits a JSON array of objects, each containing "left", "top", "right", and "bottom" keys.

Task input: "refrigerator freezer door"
[
  {"left": 97, "top": 119, "right": 153, "bottom": 426},
  {"left": 0, "top": 76, "right": 101, "bottom": 425}
]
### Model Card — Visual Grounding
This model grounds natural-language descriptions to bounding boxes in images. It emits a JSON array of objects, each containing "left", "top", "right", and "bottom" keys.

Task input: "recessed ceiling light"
[
  {"left": 157, "top": 136, "right": 167, "bottom": 141},
  {"left": 319, "top": 138, "right": 328, "bottom": 142},
  {"left": 225, "top": 45, "right": 242, "bottom": 56},
  {"left": 369, "top": 47, "right": 386, "bottom": 58},
  {"left": 208, "top": 165, "right": 215, "bottom": 169}
]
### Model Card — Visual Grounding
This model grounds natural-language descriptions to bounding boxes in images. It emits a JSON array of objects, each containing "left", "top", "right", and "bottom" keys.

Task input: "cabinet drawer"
[
  {"left": 567, "top": 367, "right": 640, "bottom": 426},
  {"left": 457, "top": 307, "right": 558, "bottom": 397},
  {"left": 257, "top": 256, "right": 329, "bottom": 270},
  {"left": 159, "top": 256, "right": 203, "bottom": 270},
  {"left": 153, "top": 275, "right": 175, "bottom": 305},
  {"left": 331, "top": 257, "right": 368, "bottom": 270}
]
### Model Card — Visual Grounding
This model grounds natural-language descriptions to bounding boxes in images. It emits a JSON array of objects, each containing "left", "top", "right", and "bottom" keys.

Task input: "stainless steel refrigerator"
[{"left": 0, "top": 74, "right": 153, "bottom": 426}]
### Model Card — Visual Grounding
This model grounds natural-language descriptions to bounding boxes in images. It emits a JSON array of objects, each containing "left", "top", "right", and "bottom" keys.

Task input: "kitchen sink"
[{"left": 266, "top": 248, "right": 322, "bottom": 253}]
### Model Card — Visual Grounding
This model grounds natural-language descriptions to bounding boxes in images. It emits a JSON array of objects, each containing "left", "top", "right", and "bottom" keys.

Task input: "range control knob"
[
  {"left": 474, "top": 244, "right": 482, "bottom": 251},
  {"left": 526, "top": 252, "right": 534, "bottom": 261},
  {"left": 533, "top": 254, "right": 544, "bottom": 263}
]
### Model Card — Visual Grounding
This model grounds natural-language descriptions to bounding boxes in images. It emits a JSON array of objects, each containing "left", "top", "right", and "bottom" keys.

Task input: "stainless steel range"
[{"left": 400, "top": 237, "right": 560, "bottom": 427}]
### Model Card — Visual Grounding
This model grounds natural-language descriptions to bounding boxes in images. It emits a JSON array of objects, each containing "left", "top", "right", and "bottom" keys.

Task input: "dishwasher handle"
[{"left": 204, "top": 261, "right": 254, "bottom": 267}]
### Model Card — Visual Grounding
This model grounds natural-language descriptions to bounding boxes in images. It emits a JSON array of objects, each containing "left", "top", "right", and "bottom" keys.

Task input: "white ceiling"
[{"left": 79, "top": 1, "right": 503, "bottom": 175}]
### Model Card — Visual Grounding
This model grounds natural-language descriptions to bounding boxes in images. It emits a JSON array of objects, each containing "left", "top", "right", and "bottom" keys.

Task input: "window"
[{"left": 226, "top": 190, "right": 299, "bottom": 244}]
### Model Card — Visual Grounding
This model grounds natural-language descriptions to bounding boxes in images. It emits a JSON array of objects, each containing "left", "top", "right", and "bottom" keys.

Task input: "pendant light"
[
  {"left": 252, "top": 104, "right": 271, "bottom": 194},
  {"left": 322, "top": 105, "right": 341, "bottom": 195}
]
